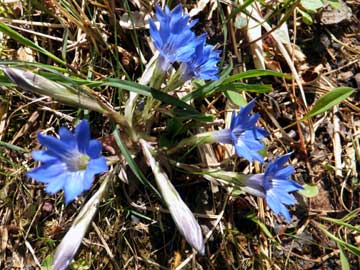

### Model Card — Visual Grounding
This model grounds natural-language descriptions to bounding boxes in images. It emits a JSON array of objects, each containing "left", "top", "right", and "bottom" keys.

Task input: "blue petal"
[
  {"left": 87, "top": 157, "right": 108, "bottom": 175},
  {"left": 149, "top": 4, "right": 203, "bottom": 70},
  {"left": 234, "top": 142, "right": 264, "bottom": 163},
  {"left": 75, "top": 120, "right": 90, "bottom": 153},
  {"left": 274, "top": 166, "right": 295, "bottom": 179},
  {"left": 211, "top": 129, "right": 232, "bottom": 144},
  {"left": 37, "top": 133, "right": 74, "bottom": 158},
  {"left": 272, "top": 178, "right": 303, "bottom": 192},
  {"left": 240, "top": 99, "right": 256, "bottom": 118},
  {"left": 31, "top": 150, "right": 58, "bottom": 163},
  {"left": 45, "top": 173, "right": 68, "bottom": 194},
  {"left": 179, "top": 36, "right": 220, "bottom": 81},
  {"left": 28, "top": 118, "right": 107, "bottom": 203},
  {"left": 59, "top": 127, "right": 76, "bottom": 147},
  {"left": 64, "top": 171, "right": 86, "bottom": 203},
  {"left": 266, "top": 191, "right": 283, "bottom": 215},
  {"left": 86, "top": 139, "right": 102, "bottom": 159},
  {"left": 83, "top": 157, "right": 108, "bottom": 190},
  {"left": 27, "top": 162, "right": 67, "bottom": 183}
]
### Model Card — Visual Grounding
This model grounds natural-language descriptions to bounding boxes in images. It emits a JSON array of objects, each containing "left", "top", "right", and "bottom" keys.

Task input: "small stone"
[
  {"left": 354, "top": 73, "right": 360, "bottom": 88},
  {"left": 42, "top": 201, "right": 53, "bottom": 213},
  {"left": 337, "top": 71, "right": 353, "bottom": 81}
]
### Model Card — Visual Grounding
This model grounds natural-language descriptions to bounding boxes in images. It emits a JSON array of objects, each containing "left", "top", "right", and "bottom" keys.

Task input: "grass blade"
[
  {"left": 0, "top": 22, "right": 65, "bottom": 66},
  {"left": 112, "top": 129, "right": 160, "bottom": 197},
  {"left": 88, "top": 78, "right": 212, "bottom": 121},
  {"left": 223, "top": 69, "right": 290, "bottom": 84}
]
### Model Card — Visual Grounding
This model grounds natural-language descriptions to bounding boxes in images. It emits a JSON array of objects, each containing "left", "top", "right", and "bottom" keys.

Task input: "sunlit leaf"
[
  {"left": 298, "top": 184, "right": 318, "bottom": 198},
  {"left": 339, "top": 244, "right": 350, "bottom": 270},
  {"left": 224, "top": 91, "right": 247, "bottom": 106},
  {"left": 300, "top": 0, "right": 323, "bottom": 12},
  {"left": 223, "top": 69, "right": 290, "bottom": 84},
  {"left": 303, "top": 87, "right": 354, "bottom": 120}
]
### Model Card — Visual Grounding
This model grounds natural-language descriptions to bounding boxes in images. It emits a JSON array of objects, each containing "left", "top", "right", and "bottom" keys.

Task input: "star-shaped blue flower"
[
  {"left": 27, "top": 119, "right": 108, "bottom": 204},
  {"left": 244, "top": 153, "right": 303, "bottom": 222},
  {"left": 149, "top": 4, "right": 201, "bottom": 72},
  {"left": 211, "top": 99, "right": 268, "bottom": 162},
  {"left": 179, "top": 35, "right": 221, "bottom": 81}
]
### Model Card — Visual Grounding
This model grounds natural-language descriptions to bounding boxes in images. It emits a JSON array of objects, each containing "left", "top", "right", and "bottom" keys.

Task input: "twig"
[{"left": 91, "top": 222, "right": 121, "bottom": 270}]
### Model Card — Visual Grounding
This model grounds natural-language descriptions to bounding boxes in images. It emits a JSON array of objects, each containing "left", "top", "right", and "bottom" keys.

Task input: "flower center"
[{"left": 66, "top": 152, "right": 90, "bottom": 172}]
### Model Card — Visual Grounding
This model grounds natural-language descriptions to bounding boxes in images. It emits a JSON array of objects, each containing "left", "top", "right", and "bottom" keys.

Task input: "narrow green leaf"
[
  {"left": 317, "top": 223, "right": 360, "bottom": 257},
  {"left": 320, "top": 216, "right": 360, "bottom": 233},
  {"left": 304, "top": 87, "right": 354, "bottom": 120},
  {"left": 89, "top": 79, "right": 202, "bottom": 115},
  {"left": 220, "top": 83, "right": 273, "bottom": 93},
  {"left": 0, "top": 22, "right": 65, "bottom": 66},
  {"left": 0, "top": 60, "right": 68, "bottom": 73},
  {"left": 223, "top": 69, "right": 291, "bottom": 84},
  {"left": 297, "top": 8, "right": 314, "bottom": 25},
  {"left": 298, "top": 184, "right": 318, "bottom": 198},
  {"left": 339, "top": 244, "right": 350, "bottom": 270},
  {"left": 172, "top": 110, "right": 213, "bottom": 122},
  {"left": 249, "top": 215, "right": 278, "bottom": 244},
  {"left": 112, "top": 129, "right": 160, "bottom": 197},
  {"left": 0, "top": 140, "right": 28, "bottom": 153}
]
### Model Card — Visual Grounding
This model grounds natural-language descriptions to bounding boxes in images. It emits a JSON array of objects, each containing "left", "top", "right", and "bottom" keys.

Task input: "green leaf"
[
  {"left": 298, "top": 184, "right": 318, "bottom": 198},
  {"left": 249, "top": 215, "right": 278, "bottom": 244},
  {"left": 223, "top": 69, "right": 291, "bottom": 84},
  {"left": 328, "top": 0, "right": 343, "bottom": 10},
  {"left": 0, "top": 140, "right": 28, "bottom": 153},
  {"left": 320, "top": 216, "right": 360, "bottom": 233},
  {"left": 317, "top": 223, "right": 360, "bottom": 257},
  {"left": 339, "top": 244, "right": 350, "bottom": 270},
  {"left": 301, "top": 0, "right": 324, "bottom": 12},
  {"left": 0, "top": 22, "right": 65, "bottom": 66},
  {"left": 221, "top": 82, "right": 273, "bottom": 93},
  {"left": 224, "top": 91, "right": 247, "bottom": 106},
  {"left": 41, "top": 255, "right": 53, "bottom": 270},
  {"left": 303, "top": 87, "right": 354, "bottom": 120},
  {"left": 112, "top": 129, "right": 160, "bottom": 197},
  {"left": 89, "top": 79, "right": 210, "bottom": 120},
  {"left": 297, "top": 8, "right": 314, "bottom": 25}
]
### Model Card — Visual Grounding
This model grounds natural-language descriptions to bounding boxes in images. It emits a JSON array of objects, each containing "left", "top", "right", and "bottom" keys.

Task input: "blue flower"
[
  {"left": 149, "top": 4, "right": 201, "bottom": 72},
  {"left": 27, "top": 119, "right": 108, "bottom": 204},
  {"left": 179, "top": 35, "right": 221, "bottom": 81},
  {"left": 210, "top": 99, "right": 268, "bottom": 162},
  {"left": 244, "top": 153, "right": 303, "bottom": 222}
]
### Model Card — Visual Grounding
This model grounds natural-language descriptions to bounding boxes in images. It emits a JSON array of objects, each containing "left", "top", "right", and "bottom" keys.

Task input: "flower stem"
[{"left": 166, "top": 132, "right": 214, "bottom": 155}]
